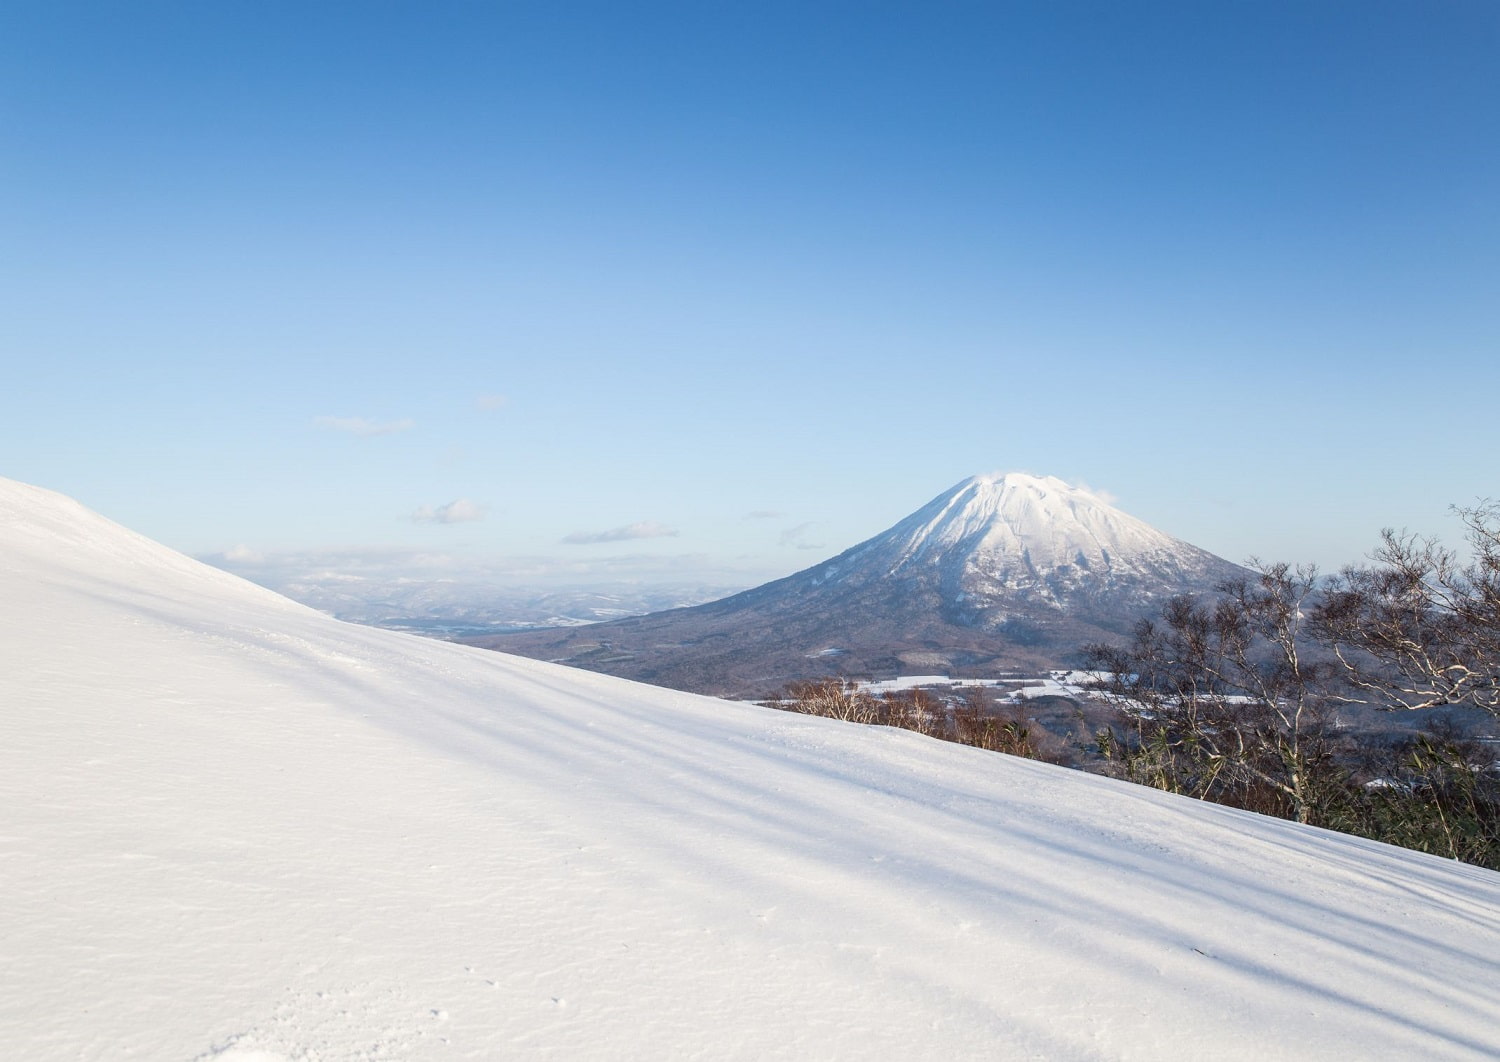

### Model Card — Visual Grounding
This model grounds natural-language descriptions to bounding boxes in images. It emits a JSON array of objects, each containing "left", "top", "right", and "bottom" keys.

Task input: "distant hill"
[{"left": 470, "top": 473, "right": 1248, "bottom": 696}]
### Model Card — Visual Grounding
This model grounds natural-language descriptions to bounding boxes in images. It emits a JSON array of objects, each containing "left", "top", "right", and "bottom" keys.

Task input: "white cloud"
[
  {"left": 779, "top": 522, "right": 825, "bottom": 550},
  {"left": 744, "top": 510, "right": 785, "bottom": 520},
  {"left": 314, "top": 415, "right": 416, "bottom": 437},
  {"left": 223, "top": 544, "right": 264, "bottom": 563},
  {"left": 1072, "top": 480, "right": 1118, "bottom": 505},
  {"left": 413, "top": 499, "right": 486, "bottom": 524},
  {"left": 563, "top": 521, "right": 679, "bottom": 545},
  {"left": 475, "top": 394, "right": 508, "bottom": 412}
]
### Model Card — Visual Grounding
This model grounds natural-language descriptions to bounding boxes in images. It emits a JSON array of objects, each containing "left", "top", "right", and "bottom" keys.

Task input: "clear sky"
[{"left": 3, "top": 1, "right": 1496, "bottom": 588}]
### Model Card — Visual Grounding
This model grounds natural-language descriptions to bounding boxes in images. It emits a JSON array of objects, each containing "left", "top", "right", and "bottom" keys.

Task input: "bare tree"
[
  {"left": 949, "top": 685, "right": 1061, "bottom": 759},
  {"left": 781, "top": 679, "right": 881, "bottom": 724},
  {"left": 1087, "top": 564, "right": 1348, "bottom": 825},
  {"left": 1316, "top": 503, "right": 1500, "bottom": 718},
  {"left": 879, "top": 687, "right": 946, "bottom": 737}
]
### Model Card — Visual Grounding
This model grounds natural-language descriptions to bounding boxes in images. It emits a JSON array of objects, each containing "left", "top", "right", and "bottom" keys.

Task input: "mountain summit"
[
  {"left": 879, "top": 472, "right": 1162, "bottom": 576},
  {"left": 477, "top": 474, "right": 1246, "bottom": 695},
  {"left": 818, "top": 472, "right": 1238, "bottom": 618}
]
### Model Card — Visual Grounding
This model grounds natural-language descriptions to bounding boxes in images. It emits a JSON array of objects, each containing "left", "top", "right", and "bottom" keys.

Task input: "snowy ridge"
[
  {"left": 0, "top": 477, "right": 307, "bottom": 615},
  {"left": 4, "top": 476, "right": 1500, "bottom": 1060}
]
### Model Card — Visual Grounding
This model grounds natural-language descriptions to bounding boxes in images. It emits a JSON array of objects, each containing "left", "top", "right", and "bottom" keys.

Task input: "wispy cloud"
[
  {"left": 562, "top": 521, "right": 679, "bottom": 545},
  {"left": 744, "top": 510, "right": 784, "bottom": 520},
  {"left": 315, "top": 415, "right": 415, "bottom": 437},
  {"left": 1072, "top": 479, "right": 1119, "bottom": 505},
  {"left": 475, "top": 394, "right": 508, "bottom": 412},
  {"left": 779, "top": 522, "right": 825, "bottom": 550},
  {"left": 412, "top": 499, "right": 486, "bottom": 524}
]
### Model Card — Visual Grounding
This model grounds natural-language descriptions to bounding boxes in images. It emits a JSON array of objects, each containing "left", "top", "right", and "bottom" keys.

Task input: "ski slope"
[{"left": 3, "top": 476, "right": 1498, "bottom": 1060}]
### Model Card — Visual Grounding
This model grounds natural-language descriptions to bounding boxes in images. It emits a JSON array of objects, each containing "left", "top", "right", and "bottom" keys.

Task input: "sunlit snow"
[{"left": 3, "top": 477, "right": 1498, "bottom": 1060}]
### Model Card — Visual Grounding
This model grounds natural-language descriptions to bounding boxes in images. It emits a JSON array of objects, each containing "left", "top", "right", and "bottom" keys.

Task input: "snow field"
[{"left": 3, "top": 476, "right": 1498, "bottom": 1060}]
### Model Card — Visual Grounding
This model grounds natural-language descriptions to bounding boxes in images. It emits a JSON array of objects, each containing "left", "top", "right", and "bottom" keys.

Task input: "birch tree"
[
  {"left": 1087, "top": 565, "right": 1348, "bottom": 825},
  {"left": 1316, "top": 503, "right": 1500, "bottom": 718}
]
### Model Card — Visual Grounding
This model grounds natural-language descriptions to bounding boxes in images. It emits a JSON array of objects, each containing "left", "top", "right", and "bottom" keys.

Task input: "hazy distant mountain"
[
  {"left": 241, "top": 578, "right": 742, "bottom": 638},
  {"left": 199, "top": 549, "right": 747, "bottom": 637},
  {"left": 470, "top": 473, "right": 1248, "bottom": 696}
]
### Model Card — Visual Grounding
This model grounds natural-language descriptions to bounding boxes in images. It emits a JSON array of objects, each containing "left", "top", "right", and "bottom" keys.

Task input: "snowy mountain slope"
[
  {"left": 860, "top": 472, "right": 1240, "bottom": 608},
  {"left": 3, "top": 475, "right": 1499, "bottom": 1061},
  {"left": 481, "top": 473, "right": 1247, "bottom": 694}
]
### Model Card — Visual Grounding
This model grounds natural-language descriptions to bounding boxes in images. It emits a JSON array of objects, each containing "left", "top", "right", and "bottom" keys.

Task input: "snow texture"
[
  {"left": 870, "top": 472, "right": 1236, "bottom": 606},
  {"left": 3, "top": 476, "right": 1499, "bottom": 1060}
]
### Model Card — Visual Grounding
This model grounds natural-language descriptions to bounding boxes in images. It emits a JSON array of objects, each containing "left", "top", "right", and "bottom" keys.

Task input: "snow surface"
[
  {"left": 3, "top": 476, "right": 1499, "bottom": 1060},
  {"left": 859, "top": 675, "right": 1006, "bottom": 693},
  {"left": 861, "top": 473, "right": 1238, "bottom": 612},
  {"left": 882, "top": 473, "right": 1187, "bottom": 573}
]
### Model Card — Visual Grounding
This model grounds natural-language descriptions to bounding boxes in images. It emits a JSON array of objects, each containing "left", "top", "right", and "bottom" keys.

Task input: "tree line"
[
  {"left": 776, "top": 503, "right": 1500, "bottom": 870},
  {"left": 1084, "top": 502, "right": 1499, "bottom": 868}
]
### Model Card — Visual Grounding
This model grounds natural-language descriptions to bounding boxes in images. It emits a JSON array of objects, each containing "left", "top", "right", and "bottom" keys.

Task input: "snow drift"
[{"left": 2, "top": 476, "right": 1498, "bottom": 1060}]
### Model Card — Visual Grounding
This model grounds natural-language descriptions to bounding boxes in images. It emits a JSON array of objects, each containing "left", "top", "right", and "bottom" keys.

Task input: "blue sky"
[{"left": 3, "top": 1, "right": 1496, "bottom": 586}]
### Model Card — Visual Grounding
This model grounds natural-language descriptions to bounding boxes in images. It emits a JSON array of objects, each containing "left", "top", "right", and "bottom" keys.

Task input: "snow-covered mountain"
[
  {"left": 4, "top": 475, "right": 1500, "bottom": 1059},
  {"left": 481, "top": 473, "right": 1247, "bottom": 695},
  {"left": 803, "top": 472, "right": 1242, "bottom": 622}
]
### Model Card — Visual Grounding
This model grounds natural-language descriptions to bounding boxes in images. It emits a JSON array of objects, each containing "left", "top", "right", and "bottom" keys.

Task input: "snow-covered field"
[
  {"left": 3, "top": 476, "right": 1498, "bottom": 1061},
  {"left": 856, "top": 670, "right": 1106, "bottom": 701}
]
